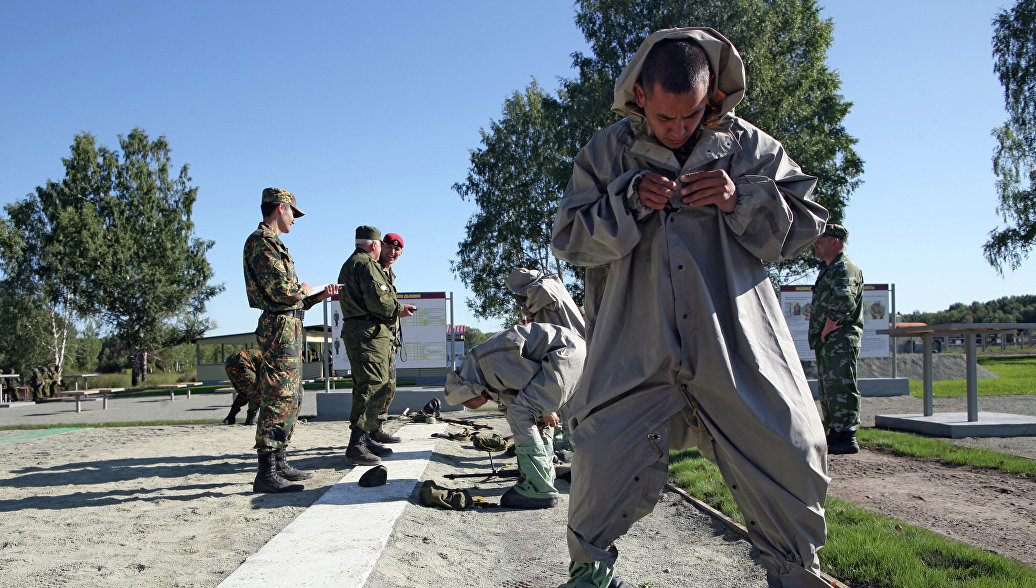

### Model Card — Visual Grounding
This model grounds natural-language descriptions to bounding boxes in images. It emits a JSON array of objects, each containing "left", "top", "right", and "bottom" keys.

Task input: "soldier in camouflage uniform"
[
  {"left": 370, "top": 232, "right": 406, "bottom": 445},
  {"left": 337, "top": 226, "right": 416, "bottom": 465},
  {"left": 243, "top": 187, "right": 339, "bottom": 493},
  {"left": 49, "top": 365, "right": 62, "bottom": 397},
  {"left": 29, "top": 368, "right": 44, "bottom": 401},
  {"left": 223, "top": 349, "right": 262, "bottom": 425},
  {"left": 809, "top": 223, "right": 864, "bottom": 454}
]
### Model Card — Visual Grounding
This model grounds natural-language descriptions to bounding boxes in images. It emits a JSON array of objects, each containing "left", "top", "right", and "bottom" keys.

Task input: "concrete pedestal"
[{"left": 875, "top": 412, "right": 1036, "bottom": 439}]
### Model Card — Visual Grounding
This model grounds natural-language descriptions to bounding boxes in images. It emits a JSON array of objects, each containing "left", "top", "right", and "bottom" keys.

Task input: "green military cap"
[
  {"left": 355, "top": 225, "right": 381, "bottom": 240},
  {"left": 261, "top": 187, "right": 306, "bottom": 217},
  {"left": 823, "top": 223, "right": 848, "bottom": 241},
  {"left": 358, "top": 465, "right": 388, "bottom": 487}
]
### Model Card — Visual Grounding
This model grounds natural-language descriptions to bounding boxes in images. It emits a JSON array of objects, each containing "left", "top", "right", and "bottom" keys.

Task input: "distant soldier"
[
  {"left": 445, "top": 323, "right": 585, "bottom": 509},
  {"left": 809, "top": 223, "right": 864, "bottom": 454},
  {"left": 243, "top": 187, "right": 339, "bottom": 493},
  {"left": 29, "top": 368, "right": 44, "bottom": 401},
  {"left": 223, "top": 349, "right": 262, "bottom": 426},
  {"left": 49, "top": 365, "right": 62, "bottom": 397}
]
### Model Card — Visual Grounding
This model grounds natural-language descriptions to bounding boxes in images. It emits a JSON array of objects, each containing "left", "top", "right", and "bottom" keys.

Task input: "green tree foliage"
[
  {"left": 0, "top": 137, "right": 107, "bottom": 377},
  {"left": 986, "top": 0, "right": 1036, "bottom": 274},
  {"left": 452, "top": 81, "right": 579, "bottom": 321},
  {"left": 453, "top": 0, "right": 862, "bottom": 322},
  {"left": 78, "top": 129, "right": 223, "bottom": 385},
  {"left": 2, "top": 129, "right": 223, "bottom": 386},
  {"left": 901, "top": 295, "right": 1036, "bottom": 325}
]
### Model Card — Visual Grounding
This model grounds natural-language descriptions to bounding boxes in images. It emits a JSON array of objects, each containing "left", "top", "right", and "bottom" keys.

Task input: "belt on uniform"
[{"left": 268, "top": 309, "right": 305, "bottom": 320}]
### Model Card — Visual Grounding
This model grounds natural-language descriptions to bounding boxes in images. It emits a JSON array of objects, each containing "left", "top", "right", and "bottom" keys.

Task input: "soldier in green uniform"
[
  {"left": 337, "top": 226, "right": 415, "bottom": 465},
  {"left": 49, "top": 365, "right": 62, "bottom": 397},
  {"left": 223, "top": 349, "right": 262, "bottom": 426},
  {"left": 243, "top": 187, "right": 339, "bottom": 493},
  {"left": 809, "top": 223, "right": 864, "bottom": 454},
  {"left": 370, "top": 232, "right": 406, "bottom": 445},
  {"left": 29, "top": 368, "right": 44, "bottom": 401}
]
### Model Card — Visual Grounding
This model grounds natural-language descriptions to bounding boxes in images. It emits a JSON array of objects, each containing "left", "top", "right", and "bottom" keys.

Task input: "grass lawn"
[
  {"left": 670, "top": 430, "right": 1036, "bottom": 586},
  {"left": 909, "top": 355, "right": 1036, "bottom": 397}
]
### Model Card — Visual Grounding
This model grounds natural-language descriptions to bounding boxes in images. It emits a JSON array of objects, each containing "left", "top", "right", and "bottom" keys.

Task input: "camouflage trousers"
[
  {"left": 342, "top": 323, "right": 393, "bottom": 433},
  {"left": 815, "top": 337, "right": 861, "bottom": 433},
  {"left": 226, "top": 358, "right": 261, "bottom": 415},
  {"left": 254, "top": 313, "right": 303, "bottom": 454}
]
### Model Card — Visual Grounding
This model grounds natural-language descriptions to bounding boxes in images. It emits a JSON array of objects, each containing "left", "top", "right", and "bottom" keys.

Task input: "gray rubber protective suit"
[
  {"left": 505, "top": 268, "right": 586, "bottom": 339},
  {"left": 443, "top": 323, "right": 585, "bottom": 446},
  {"left": 551, "top": 27, "right": 831, "bottom": 587}
]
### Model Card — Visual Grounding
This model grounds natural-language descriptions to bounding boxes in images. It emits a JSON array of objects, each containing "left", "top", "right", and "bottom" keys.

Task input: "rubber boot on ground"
[
  {"left": 275, "top": 447, "right": 313, "bottom": 481},
  {"left": 252, "top": 451, "right": 304, "bottom": 493},
  {"left": 346, "top": 428, "right": 381, "bottom": 466}
]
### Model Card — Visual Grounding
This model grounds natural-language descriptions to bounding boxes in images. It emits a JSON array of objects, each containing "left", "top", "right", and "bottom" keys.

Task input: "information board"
[
  {"left": 779, "top": 284, "right": 890, "bottom": 359},
  {"left": 329, "top": 291, "right": 449, "bottom": 371}
]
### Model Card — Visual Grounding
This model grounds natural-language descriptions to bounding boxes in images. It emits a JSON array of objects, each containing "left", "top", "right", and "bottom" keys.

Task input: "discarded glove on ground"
[
  {"left": 358, "top": 465, "right": 388, "bottom": 487},
  {"left": 472, "top": 433, "right": 508, "bottom": 452},
  {"left": 419, "top": 480, "right": 471, "bottom": 510}
]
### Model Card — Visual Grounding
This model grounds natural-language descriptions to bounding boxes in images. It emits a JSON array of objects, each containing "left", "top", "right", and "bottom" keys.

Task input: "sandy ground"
[
  {"left": 0, "top": 408, "right": 767, "bottom": 587},
  {"left": 0, "top": 392, "right": 1034, "bottom": 586}
]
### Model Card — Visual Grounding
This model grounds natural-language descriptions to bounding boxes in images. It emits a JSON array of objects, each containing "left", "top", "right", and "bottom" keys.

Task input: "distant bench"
[
  {"left": 154, "top": 382, "right": 203, "bottom": 401},
  {"left": 53, "top": 388, "right": 127, "bottom": 412}
]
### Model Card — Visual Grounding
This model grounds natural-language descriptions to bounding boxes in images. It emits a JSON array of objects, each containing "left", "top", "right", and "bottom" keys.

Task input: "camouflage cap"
[
  {"left": 261, "top": 187, "right": 306, "bottom": 217},
  {"left": 823, "top": 223, "right": 848, "bottom": 242},
  {"left": 355, "top": 225, "right": 381, "bottom": 240}
]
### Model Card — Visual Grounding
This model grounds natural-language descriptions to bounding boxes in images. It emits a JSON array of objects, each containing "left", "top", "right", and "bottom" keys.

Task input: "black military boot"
[
  {"left": 369, "top": 423, "right": 401, "bottom": 444},
  {"left": 253, "top": 451, "right": 304, "bottom": 493},
  {"left": 827, "top": 430, "right": 860, "bottom": 455},
  {"left": 275, "top": 448, "right": 313, "bottom": 481},
  {"left": 222, "top": 406, "right": 240, "bottom": 425},
  {"left": 346, "top": 428, "right": 381, "bottom": 465},
  {"left": 363, "top": 432, "right": 393, "bottom": 457},
  {"left": 243, "top": 409, "right": 257, "bottom": 426}
]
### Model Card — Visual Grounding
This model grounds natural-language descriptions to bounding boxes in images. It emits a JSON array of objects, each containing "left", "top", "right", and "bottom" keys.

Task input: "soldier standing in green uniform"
[
  {"left": 337, "top": 226, "right": 415, "bottom": 465},
  {"left": 369, "top": 231, "right": 406, "bottom": 445},
  {"left": 222, "top": 349, "right": 262, "bottom": 426},
  {"left": 29, "top": 368, "right": 43, "bottom": 401},
  {"left": 243, "top": 187, "right": 339, "bottom": 493},
  {"left": 809, "top": 223, "right": 864, "bottom": 454}
]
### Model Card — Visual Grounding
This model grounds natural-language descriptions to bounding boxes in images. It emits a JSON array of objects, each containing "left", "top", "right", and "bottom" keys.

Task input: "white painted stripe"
[{"left": 218, "top": 421, "right": 447, "bottom": 587}]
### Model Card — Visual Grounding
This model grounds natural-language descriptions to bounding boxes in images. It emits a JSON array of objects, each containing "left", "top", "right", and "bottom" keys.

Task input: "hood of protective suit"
[{"left": 612, "top": 27, "right": 746, "bottom": 133}]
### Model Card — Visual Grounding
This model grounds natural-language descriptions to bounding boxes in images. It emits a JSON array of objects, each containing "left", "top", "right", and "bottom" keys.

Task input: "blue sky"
[{"left": 1, "top": 1, "right": 1031, "bottom": 337}]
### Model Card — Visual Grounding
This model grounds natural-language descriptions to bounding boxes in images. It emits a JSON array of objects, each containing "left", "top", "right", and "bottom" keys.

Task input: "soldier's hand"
[
  {"left": 542, "top": 412, "right": 561, "bottom": 428},
  {"left": 637, "top": 172, "right": 679, "bottom": 210},
  {"left": 398, "top": 304, "right": 417, "bottom": 317},
  {"left": 314, "top": 283, "right": 339, "bottom": 301},
  {"left": 821, "top": 317, "right": 842, "bottom": 343},
  {"left": 679, "top": 169, "right": 737, "bottom": 213}
]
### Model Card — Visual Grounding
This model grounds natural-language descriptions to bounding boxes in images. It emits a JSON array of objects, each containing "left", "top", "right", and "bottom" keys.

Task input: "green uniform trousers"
[{"left": 342, "top": 319, "right": 393, "bottom": 432}]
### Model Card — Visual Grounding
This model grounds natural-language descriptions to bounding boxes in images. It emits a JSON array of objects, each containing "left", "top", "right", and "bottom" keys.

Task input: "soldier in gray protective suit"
[
  {"left": 505, "top": 268, "right": 584, "bottom": 458},
  {"left": 552, "top": 28, "right": 830, "bottom": 587},
  {"left": 505, "top": 268, "right": 586, "bottom": 339},
  {"left": 444, "top": 322, "right": 584, "bottom": 509}
]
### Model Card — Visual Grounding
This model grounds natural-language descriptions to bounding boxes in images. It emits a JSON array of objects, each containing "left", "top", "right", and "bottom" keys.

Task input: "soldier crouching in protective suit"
[
  {"left": 444, "top": 322, "right": 584, "bottom": 509},
  {"left": 223, "top": 349, "right": 262, "bottom": 425}
]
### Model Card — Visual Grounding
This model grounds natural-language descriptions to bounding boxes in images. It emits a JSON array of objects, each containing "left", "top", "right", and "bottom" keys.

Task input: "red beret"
[{"left": 384, "top": 232, "right": 404, "bottom": 248}]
